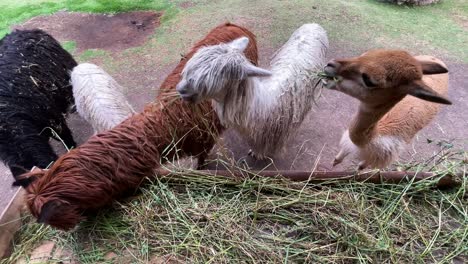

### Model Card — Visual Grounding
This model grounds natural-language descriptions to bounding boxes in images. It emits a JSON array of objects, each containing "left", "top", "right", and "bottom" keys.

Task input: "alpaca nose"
[
  {"left": 324, "top": 60, "right": 340, "bottom": 77},
  {"left": 176, "top": 82, "right": 188, "bottom": 95}
]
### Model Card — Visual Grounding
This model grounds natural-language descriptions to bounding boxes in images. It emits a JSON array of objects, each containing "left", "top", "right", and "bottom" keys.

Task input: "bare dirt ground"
[
  {"left": 1, "top": 10, "right": 467, "bottom": 224},
  {"left": 14, "top": 11, "right": 162, "bottom": 52}
]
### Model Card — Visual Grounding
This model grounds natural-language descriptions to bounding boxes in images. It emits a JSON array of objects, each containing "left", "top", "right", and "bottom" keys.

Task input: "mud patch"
[{"left": 14, "top": 11, "right": 162, "bottom": 52}]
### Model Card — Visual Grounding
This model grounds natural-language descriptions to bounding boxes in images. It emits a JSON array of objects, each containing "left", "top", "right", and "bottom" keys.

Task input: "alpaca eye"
[{"left": 362, "top": 73, "right": 376, "bottom": 88}]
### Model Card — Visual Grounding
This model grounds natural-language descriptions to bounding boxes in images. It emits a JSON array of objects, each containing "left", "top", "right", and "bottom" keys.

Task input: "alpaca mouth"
[
  {"left": 321, "top": 64, "right": 342, "bottom": 90},
  {"left": 321, "top": 76, "right": 341, "bottom": 90},
  {"left": 180, "top": 93, "right": 199, "bottom": 104}
]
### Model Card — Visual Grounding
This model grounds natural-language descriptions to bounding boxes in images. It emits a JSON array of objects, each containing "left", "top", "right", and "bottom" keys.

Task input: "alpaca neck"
[
  {"left": 349, "top": 100, "right": 401, "bottom": 146},
  {"left": 212, "top": 77, "right": 271, "bottom": 126}
]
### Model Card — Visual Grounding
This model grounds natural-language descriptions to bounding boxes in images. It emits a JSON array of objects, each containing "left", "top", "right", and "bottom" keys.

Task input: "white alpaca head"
[{"left": 176, "top": 37, "right": 271, "bottom": 103}]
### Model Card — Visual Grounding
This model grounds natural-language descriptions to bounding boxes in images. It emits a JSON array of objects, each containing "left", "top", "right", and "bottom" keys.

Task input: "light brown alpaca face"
[{"left": 323, "top": 49, "right": 451, "bottom": 106}]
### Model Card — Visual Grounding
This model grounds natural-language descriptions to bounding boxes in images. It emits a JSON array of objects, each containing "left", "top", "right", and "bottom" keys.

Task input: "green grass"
[
  {"left": 79, "top": 49, "right": 109, "bottom": 61},
  {"left": 2, "top": 146, "right": 467, "bottom": 263},
  {"left": 345, "top": 0, "right": 468, "bottom": 62},
  {"left": 141, "top": 0, "right": 467, "bottom": 63},
  {"left": 259, "top": 0, "right": 468, "bottom": 62},
  {"left": 0, "top": 0, "right": 175, "bottom": 38},
  {"left": 61, "top": 41, "right": 76, "bottom": 54}
]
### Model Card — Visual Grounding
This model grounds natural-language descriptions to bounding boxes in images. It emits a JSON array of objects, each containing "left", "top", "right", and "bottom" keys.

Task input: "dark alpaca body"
[
  {"left": 0, "top": 29, "right": 77, "bottom": 181},
  {"left": 18, "top": 23, "right": 259, "bottom": 230}
]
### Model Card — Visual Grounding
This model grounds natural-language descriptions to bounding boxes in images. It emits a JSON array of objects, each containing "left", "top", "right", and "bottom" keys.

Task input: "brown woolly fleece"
[{"left": 18, "top": 22, "right": 259, "bottom": 230}]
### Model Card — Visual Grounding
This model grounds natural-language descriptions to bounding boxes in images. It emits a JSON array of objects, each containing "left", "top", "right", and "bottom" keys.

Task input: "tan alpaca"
[{"left": 323, "top": 50, "right": 451, "bottom": 169}]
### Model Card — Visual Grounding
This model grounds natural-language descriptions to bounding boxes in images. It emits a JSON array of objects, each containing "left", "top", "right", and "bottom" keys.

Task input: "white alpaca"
[
  {"left": 176, "top": 23, "right": 328, "bottom": 159},
  {"left": 71, "top": 63, "right": 135, "bottom": 133},
  {"left": 323, "top": 50, "right": 451, "bottom": 169}
]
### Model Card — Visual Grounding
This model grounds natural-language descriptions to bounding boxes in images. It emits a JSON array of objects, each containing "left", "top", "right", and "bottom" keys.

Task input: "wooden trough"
[{"left": 155, "top": 169, "right": 462, "bottom": 188}]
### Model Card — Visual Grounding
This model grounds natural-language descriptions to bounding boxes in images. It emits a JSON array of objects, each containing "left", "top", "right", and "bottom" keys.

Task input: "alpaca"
[
  {"left": 176, "top": 23, "right": 328, "bottom": 159},
  {"left": 15, "top": 22, "right": 259, "bottom": 230},
  {"left": 71, "top": 63, "right": 135, "bottom": 133},
  {"left": 0, "top": 29, "right": 77, "bottom": 183},
  {"left": 322, "top": 50, "right": 451, "bottom": 169}
]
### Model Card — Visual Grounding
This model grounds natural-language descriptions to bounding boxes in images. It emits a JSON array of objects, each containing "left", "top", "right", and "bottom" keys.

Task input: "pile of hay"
[{"left": 3, "top": 144, "right": 467, "bottom": 263}]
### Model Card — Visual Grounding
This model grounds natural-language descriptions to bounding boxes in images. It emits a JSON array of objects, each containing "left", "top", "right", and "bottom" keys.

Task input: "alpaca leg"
[
  {"left": 333, "top": 148, "right": 351, "bottom": 167},
  {"left": 357, "top": 161, "right": 369, "bottom": 170},
  {"left": 57, "top": 121, "right": 76, "bottom": 150},
  {"left": 247, "top": 149, "right": 260, "bottom": 160},
  {"left": 67, "top": 104, "right": 77, "bottom": 114},
  {"left": 196, "top": 153, "right": 207, "bottom": 170},
  {"left": 248, "top": 149, "right": 254, "bottom": 157},
  {"left": 247, "top": 149, "right": 268, "bottom": 160},
  {"left": 333, "top": 130, "right": 356, "bottom": 167}
]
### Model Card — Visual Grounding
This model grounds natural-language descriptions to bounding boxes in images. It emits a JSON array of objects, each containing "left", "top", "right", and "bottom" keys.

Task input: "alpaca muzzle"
[{"left": 176, "top": 82, "right": 199, "bottom": 103}]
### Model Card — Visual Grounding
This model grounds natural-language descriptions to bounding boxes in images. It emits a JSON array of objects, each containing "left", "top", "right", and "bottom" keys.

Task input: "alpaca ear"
[
  {"left": 228, "top": 37, "right": 249, "bottom": 52},
  {"left": 38, "top": 200, "right": 63, "bottom": 224},
  {"left": 244, "top": 63, "right": 272, "bottom": 77},
  {"left": 407, "top": 80, "right": 452, "bottom": 105},
  {"left": 12, "top": 166, "right": 44, "bottom": 187},
  {"left": 418, "top": 59, "right": 448, "bottom": 75},
  {"left": 12, "top": 176, "right": 37, "bottom": 188}
]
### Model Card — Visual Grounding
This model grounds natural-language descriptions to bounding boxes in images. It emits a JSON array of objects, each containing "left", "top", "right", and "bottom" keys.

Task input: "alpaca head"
[
  {"left": 323, "top": 49, "right": 451, "bottom": 106},
  {"left": 176, "top": 37, "right": 271, "bottom": 103},
  {"left": 15, "top": 166, "right": 83, "bottom": 230}
]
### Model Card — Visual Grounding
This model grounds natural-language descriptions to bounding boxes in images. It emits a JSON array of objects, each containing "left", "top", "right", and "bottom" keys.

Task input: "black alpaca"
[{"left": 0, "top": 29, "right": 77, "bottom": 184}]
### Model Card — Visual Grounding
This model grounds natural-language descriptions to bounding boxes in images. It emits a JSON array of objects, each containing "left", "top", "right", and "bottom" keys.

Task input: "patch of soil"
[{"left": 14, "top": 11, "right": 162, "bottom": 52}]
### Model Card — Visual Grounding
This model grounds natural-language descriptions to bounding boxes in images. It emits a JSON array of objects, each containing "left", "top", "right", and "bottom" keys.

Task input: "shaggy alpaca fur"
[
  {"left": 177, "top": 24, "right": 328, "bottom": 158},
  {"left": 71, "top": 63, "right": 135, "bottom": 133},
  {"left": 0, "top": 29, "right": 77, "bottom": 183},
  {"left": 16, "top": 23, "right": 259, "bottom": 230}
]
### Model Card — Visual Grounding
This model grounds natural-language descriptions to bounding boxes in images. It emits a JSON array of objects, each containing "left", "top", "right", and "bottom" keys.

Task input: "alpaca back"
[
  {"left": 0, "top": 29, "right": 76, "bottom": 178},
  {"left": 377, "top": 56, "right": 449, "bottom": 142},
  {"left": 0, "top": 29, "right": 77, "bottom": 113},
  {"left": 265, "top": 23, "right": 328, "bottom": 128},
  {"left": 71, "top": 63, "right": 135, "bottom": 133}
]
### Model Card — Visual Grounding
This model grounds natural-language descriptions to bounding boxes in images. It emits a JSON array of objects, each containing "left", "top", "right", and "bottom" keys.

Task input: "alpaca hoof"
[
  {"left": 248, "top": 149, "right": 259, "bottom": 159},
  {"left": 357, "top": 161, "right": 368, "bottom": 170},
  {"left": 196, "top": 160, "right": 206, "bottom": 170},
  {"left": 68, "top": 104, "right": 77, "bottom": 113},
  {"left": 332, "top": 158, "right": 341, "bottom": 167},
  {"left": 247, "top": 150, "right": 264, "bottom": 160},
  {"left": 196, "top": 164, "right": 206, "bottom": 170}
]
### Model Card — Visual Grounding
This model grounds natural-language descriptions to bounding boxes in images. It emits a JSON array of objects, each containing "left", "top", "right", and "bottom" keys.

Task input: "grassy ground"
[
  {"left": 0, "top": 0, "right": 467, "bottom": 263},
  {"left": 1, "top": 0, "right": 467, "bottom": 62}
]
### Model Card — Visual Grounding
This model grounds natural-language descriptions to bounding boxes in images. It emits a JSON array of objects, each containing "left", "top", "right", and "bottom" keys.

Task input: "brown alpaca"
[
  {"left": 323, "top": 50, "right": 451, "bottom": 169},
  {"left": 16, "top": 23, "right": 259, "bottom": 230}
]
